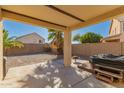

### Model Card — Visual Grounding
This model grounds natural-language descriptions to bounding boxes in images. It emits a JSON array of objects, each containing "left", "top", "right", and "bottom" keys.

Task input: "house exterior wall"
[
  {"left": 120, "top": 22, "right": 124, "bottom": 33},
  {"left": 120, "top": 32, "right": 124, "bottom": 42},
  {"left": 122, "top": 42, "right": 124, "bottom": 55},
  {"left": 102, "top": 18, "right": 124, "bottom": 43},
  {"left": 17, "top": 33, "right": 45, "bottom": 44},
  {"left": 72, "top": 42, "right": 124, "bottom": 57},
  {"left": 109, "top": 19, "right": 121, "bottom": 36}
]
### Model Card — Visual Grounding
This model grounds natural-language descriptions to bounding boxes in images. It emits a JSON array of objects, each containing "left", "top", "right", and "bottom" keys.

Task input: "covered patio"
[
  {"left": 0, "top": 5, "right": 124, "bottom": 84},
  {"left": 0, "top": 56, "right": 114, "bottom": 88}
]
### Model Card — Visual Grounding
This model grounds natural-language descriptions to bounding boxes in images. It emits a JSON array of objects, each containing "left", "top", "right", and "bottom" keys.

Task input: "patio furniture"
[{"left": 90, "top": 54, "right": 124, "bottom": 83}]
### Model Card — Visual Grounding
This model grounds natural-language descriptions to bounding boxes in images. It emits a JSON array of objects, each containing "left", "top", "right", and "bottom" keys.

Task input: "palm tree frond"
[
  {"left": 47, "top": 28, "right": 63, "bottom": 54},
  {"left": 3, "top": 29, "right": 24, "bottom": 50},
  {"left": 48, "top": 32, "right": 56, "bottom": 41}
]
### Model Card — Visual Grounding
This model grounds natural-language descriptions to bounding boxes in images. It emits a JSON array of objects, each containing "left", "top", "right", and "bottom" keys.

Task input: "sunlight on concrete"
[{"left": 0, "top": 59, "right": 114, "bottom": 88}]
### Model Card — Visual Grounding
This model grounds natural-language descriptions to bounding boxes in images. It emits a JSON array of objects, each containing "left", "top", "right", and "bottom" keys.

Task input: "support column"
[
  {"left": 64, "top": 29, "right": 72, "bottom": 66},
  {"left": 0, "top": 8, "right": 4, "bottom": 80}
]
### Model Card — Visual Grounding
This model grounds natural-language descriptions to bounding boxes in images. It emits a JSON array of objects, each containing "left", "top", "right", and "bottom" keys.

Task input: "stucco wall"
[
  {"left": 120, "top": 32, "right": 124, "bottom": 42},
  {"left": 120, "top": 22, "right": 124, "bottom": 33},
  {"left": 72, "top": 42, "right": 124, "bottom": 56},
  {"left": 4, "top": 44, "right": 45, "bottom": 56},
  {"left": 122, "top": 42, "right": 124, "bottom": 55},
  {"left": 16, "top": 33, "right": 45, "bottom": 44},
  {"left": 110, "top": 19, "right": 121, "bottom": 36}
]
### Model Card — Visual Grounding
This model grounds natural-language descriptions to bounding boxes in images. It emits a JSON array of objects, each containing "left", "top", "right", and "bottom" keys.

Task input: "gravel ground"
[{"left": 6, "top": 53, "right": 63, "bottom": 70}]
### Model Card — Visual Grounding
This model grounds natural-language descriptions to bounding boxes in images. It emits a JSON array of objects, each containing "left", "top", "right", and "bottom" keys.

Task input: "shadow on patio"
[
  {"left": 16, "top": 59, "right": 91, "bottom": 88},
  {"left": 0, "top": 58, "right": 115, "bottom": 88}
]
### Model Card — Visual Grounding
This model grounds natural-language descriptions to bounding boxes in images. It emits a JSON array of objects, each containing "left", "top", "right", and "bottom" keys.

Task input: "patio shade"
[
  {"left": 1, "top": 5, "right": 124, "bottom": 80},
  {"left": 1, "top": 5, "right": 124, "bottom": 31}
]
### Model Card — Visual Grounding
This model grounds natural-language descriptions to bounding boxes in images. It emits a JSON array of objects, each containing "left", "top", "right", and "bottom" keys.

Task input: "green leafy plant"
[
  {"left": 3, "top": 29, "right": 24, "bottom": 55},
  {"left": 73, "top": 32, "right": 103, "bottom": 43}
]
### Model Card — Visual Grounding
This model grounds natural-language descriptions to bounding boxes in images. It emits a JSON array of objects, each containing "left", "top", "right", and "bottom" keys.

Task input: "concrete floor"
[{"left": 0, "top": 59, "right": 114, "bottom": 88}]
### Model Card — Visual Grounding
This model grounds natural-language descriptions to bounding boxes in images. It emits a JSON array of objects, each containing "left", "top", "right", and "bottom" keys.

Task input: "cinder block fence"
[
  {"left": 4, "top": 42, "right": 124, "bottom": 57},
  {"left": 4, "top": 44, "right": 45, "bottom": 56},
  {"left": 72, "top": 42, "right": 124, "bottom": 56}
]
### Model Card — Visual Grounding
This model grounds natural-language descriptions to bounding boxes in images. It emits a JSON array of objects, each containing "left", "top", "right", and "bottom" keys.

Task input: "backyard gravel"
[{"left": 6, "top": 53, "right": 63, "bottom": 70}]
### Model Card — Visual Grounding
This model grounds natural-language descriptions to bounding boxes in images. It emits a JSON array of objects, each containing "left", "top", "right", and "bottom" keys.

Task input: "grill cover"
[{"left": 90, "top": 54, "right": 124, "bottom": 69}]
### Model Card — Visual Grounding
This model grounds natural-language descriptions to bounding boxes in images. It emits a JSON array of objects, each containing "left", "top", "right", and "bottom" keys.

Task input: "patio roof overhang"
[
  {"left": 0, "top": 5, "right": 124, "bottom": 80},
  {"left": 0, "top": 5, "right": 124, "bottom": 31}
]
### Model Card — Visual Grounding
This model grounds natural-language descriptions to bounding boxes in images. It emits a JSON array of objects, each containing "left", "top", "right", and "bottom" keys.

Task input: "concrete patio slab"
[
  {"left": 0, "top": 59, "right": 114, "bottom": 88},
  {"left": 73, "top": 75, "right": 115, "bottom": 88},
  {"left": 0, "top": 59, "right": 92, "bottom": 88}
]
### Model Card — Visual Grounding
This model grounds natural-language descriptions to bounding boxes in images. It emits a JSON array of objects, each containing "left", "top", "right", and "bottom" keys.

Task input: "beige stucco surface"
[
  {"left": 64, "top": 31, "right": 72, "bottom": 66},
  {"left": 102, "top": 17, "right": 124, "bottom": 42},
  {"left": 2, "top": 6, "right": 122, "bottom": 28},
  {"left": 0, "top": 14, "right": 4, "bottom": 80},
  {"left": 120, "top": 32, "right": 124, "bottom": 42},
  {"left": 110, "top": 19, "right": 121, "bottom": 36},
  {"left": 16, "top": 33, "right": 45, "bottom": 44}
]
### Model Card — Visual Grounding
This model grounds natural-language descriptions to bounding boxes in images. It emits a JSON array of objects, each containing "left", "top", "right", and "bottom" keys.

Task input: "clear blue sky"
[{"left": 3, "top": 20, "right": 111, "bottom": 43}]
